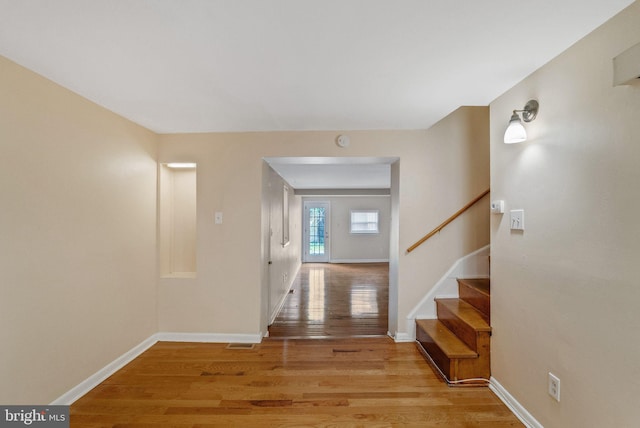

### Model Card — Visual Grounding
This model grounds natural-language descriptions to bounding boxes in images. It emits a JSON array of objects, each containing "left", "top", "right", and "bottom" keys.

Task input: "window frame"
[{"left": 350, "top": 209, "right": 380, "bottom": 234}]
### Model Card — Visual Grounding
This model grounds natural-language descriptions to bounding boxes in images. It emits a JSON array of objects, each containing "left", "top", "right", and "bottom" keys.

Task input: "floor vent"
[{"left": 226, "top": 343, "right": 255, "bottom": 350}]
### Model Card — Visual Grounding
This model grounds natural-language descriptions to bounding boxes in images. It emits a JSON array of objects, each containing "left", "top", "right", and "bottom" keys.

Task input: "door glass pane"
[{"left": 308, "top": 207, "right": 325, "bottom": 255}]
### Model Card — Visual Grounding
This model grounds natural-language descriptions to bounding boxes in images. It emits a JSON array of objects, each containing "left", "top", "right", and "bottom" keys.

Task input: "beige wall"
[
  {"left": 398, "top": 106, "right": 490, "bottom": 333},
  {"left": 0, "top": 52, "right": 489, "bottom": 403},
  {"left": 490, "top": 2, "right": 640, "bottom": 426},
  {"left": 0, "top": 56, "right": 158, "bottom": 403},
  {"left": 157, "top": 105, "right": 489, "bottom": 338}
]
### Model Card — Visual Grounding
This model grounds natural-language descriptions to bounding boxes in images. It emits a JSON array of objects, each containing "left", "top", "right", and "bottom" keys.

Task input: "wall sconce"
[{"left": 503, "top": 100, "right": 539, "bottom": 144}]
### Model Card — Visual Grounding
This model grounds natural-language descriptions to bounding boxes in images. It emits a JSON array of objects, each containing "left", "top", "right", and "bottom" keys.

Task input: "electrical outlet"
[{"left": 548, "top": 373, "right": 561, "bottom": 401}]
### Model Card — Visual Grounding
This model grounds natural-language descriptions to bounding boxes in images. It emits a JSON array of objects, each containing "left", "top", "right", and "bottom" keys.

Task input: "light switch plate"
[
  {"left": 215, "top": 212, "right": 223, "bottom": 224},
  {"left": 510, "top": 209, "right": 524, "bottom": 231},
  {"left": 548, "top": 372, "right": 561, "bottom": 401}
]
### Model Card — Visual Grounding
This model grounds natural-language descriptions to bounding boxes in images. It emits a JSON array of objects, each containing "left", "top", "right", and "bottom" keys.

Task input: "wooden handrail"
[{"left": 406, "top": 188, "right": 490, "bottom": 254}]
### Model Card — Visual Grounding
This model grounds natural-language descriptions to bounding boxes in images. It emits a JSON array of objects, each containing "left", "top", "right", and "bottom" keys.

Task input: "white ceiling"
[
  {"left": 0, "top": 0, "right": 633, "bottom": 135},
  {"left": 1, "top": 1, "right": 632, "bottom": 189}
]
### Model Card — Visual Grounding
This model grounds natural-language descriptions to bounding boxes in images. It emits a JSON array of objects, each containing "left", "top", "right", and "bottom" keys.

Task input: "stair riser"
[
  {"left": 437, "top": 302, "right": 486, "bottom": 352},
  {"left": 416, "top": 277, "right": 492, "bottom": 382},
  {"left": 458, "top": 283, "right": 490, "bottom": 322},
  {"left": 469, "top": 334, "right": 491, "bottom": 380},
  {"left": 416, "top": 328, "right": 453, "bottom": 380},
  {"left": 416, "top": 334, "right": 490, "bottom": 381}
]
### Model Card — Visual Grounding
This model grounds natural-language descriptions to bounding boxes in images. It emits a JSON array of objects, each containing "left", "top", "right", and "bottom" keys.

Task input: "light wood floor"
[
  {"left": 268, "top": 263, "right": 389, "bottom": 338},
  {"left": 70, "top": 337, "right": 524, "bottom": 427}
]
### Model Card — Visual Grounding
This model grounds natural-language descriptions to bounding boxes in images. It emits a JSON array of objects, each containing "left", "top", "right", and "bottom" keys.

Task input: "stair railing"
[{"left": 406, "top": 188, "right": 490, "bottom": 254}]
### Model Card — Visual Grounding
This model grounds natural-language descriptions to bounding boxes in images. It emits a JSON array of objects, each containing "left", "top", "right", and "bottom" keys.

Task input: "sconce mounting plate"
[{"left": 522, "top": 100, "right": 539, "bottom": 122}]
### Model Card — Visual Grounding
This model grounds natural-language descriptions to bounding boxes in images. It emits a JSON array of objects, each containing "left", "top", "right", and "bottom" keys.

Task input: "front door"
[{"left": 303, "top": 201, "right": 330, "bottom": 262}]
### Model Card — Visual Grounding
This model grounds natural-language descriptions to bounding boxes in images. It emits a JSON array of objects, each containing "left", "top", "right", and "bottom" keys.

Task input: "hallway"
[{"left": 268, "top": 263, "right": 389, "bottom": 338}]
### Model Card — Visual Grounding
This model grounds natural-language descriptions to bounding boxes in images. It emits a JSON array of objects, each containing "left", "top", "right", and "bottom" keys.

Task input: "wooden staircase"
[{"left": 416, "top": 278, "right": 491, "bottom": 385}]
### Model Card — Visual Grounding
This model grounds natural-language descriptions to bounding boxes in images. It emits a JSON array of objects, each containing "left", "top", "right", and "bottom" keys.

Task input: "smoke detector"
[{"left": 336, "top": 134, "right": 350, "bottom": 148}]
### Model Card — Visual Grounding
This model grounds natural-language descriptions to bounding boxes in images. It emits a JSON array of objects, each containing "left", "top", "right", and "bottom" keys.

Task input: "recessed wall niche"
[{"left": 159, "top": 163, "right": 197, "bottom": 278}]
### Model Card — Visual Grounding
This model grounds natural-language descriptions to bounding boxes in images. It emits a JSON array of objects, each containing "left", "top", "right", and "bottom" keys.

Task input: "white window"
[{"left": 350, "top": 210, "right": 379, "bottom": 234}]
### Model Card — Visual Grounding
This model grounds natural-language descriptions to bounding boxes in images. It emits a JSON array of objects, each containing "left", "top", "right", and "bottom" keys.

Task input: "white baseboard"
[
  {"left": 269, "top": 288, "right": 291, "bottom": 325},
  {"left": 269, "top": 269, "right": 299, "bottom": 325},
  {"left": 157, "top": 332, "right": 263, "bottom": 344},
  {"left": 390, "top": 331, "right": 415, "bottom": 343},
  {"left": 407, "top": 245, "right": 490, "bottom": 323},
  {"left": 398, "top": 245, "right": 490, "bottom": 342},
  {"left": 330, "top": 258, "right": 389, "bottom": 264},
  {"left": 489, "top": 377, "right": 543, "bottom": 428},
  {"left": 50, "top": 334, "right": 158, "bottom": 405}
]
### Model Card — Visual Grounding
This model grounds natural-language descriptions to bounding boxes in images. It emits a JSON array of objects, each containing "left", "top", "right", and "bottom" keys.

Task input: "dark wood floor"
[
  {"left": 70, "top": 338, "right": 524, "bottom": 427},
  {"left": 268, "top": 263, "right": 389, "bottom": 338}
]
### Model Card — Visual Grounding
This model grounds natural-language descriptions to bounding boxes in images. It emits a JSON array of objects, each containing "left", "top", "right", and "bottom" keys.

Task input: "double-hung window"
[{"left": 350, "top": 210, "right": 379, "bottom": 234}]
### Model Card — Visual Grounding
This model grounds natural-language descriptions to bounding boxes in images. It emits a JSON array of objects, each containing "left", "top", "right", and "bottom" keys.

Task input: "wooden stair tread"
[
  {"left": 415, "top": 319, "right": 477, "bottom": 359},
  {"left": 416, "top": 277, "right": 492, "bottom": 382},
  {"left": 457, "top": 278, "right": 490, "bottom": 296},
  {"left": 436, "top": 298, "right": 491, "bottom": 332},
  {"left": 457, "top": 278, "right": 490, "bottom": 321}
]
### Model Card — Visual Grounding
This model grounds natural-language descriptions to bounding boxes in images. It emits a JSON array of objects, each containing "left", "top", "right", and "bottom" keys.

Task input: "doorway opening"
[{"left": 262, "top": 157, "right": 399, "bottom": 339}]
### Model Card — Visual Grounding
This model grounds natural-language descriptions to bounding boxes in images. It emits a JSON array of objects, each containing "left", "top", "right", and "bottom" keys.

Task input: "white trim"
[
  {"left": 489, "top": 377, "right": 543, "bottom": 428},
  {"left": 269, "top": 269, "right": 298, "bottom": 325},
  {"left": 156, "top": 332, "right": 263, "bottom": 344},
  {"left": 395, "top": 245, "right": 490, "bottom": 342},
  {"left": 50, "top": 334, "right": 158, "bottom": 405},
  {"left": 407, "top": 245, "right": 490, "bottom": 320},
  {"left": 349, "top": 209, "right": 380, "bottom": 234},
  {"left": 269, "top": 290, "right": 290, "bottom": 325},
  {"left": 390, "top": 331, "right": 414, "bottom": 343},
  {"left": 330, "top": 258, "right": 389, "bottom": 264}
]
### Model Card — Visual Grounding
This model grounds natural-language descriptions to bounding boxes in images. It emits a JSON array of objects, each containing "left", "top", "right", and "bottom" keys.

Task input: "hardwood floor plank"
[
  {"left": 70, "top": 338, "right": 523, "bottom": 427},
  {"left": 268, "top": 263, "right": 389, "bottom": 338}
]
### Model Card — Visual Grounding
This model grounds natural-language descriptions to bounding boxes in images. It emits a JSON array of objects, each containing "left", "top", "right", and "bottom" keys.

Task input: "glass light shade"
[{"left": 503, "top": 113, "right": 527, "bottom": 144}]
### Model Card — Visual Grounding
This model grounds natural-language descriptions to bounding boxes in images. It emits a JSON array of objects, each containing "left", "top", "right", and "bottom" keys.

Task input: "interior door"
[{"left": 303, "top": 201, "right": 330, "bottom": 263}]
